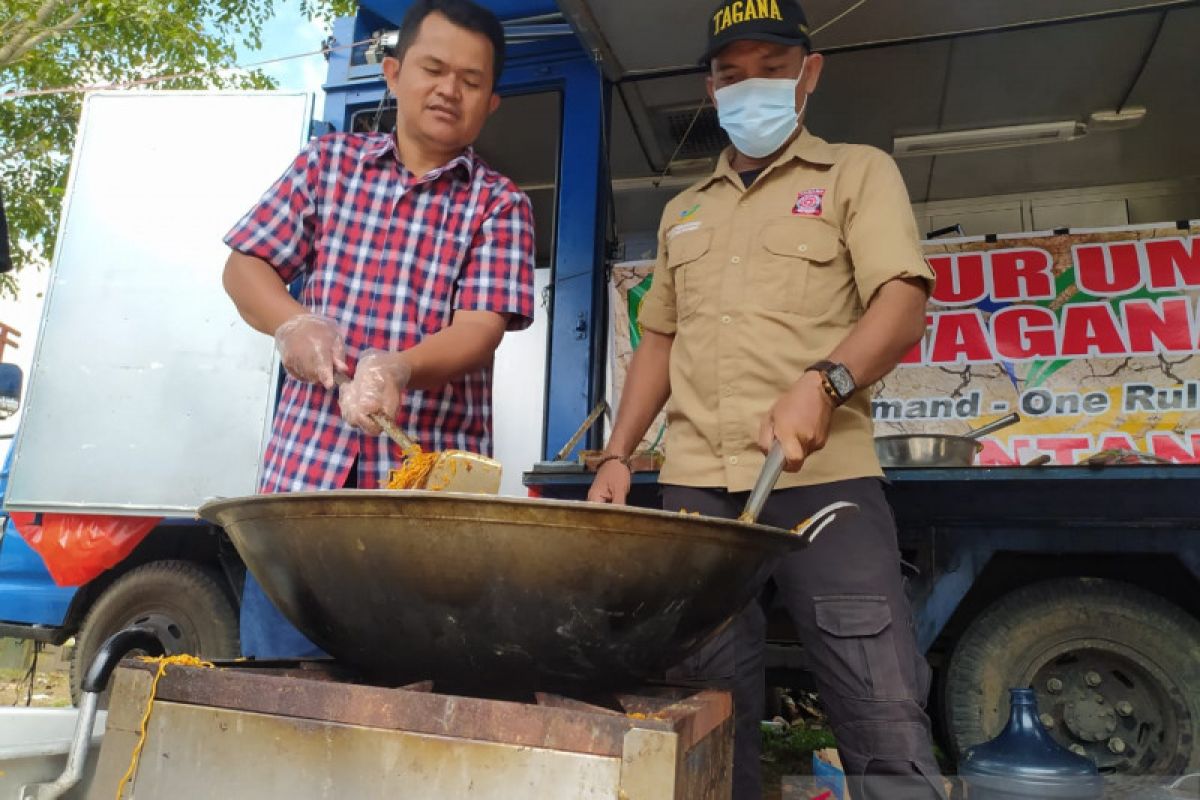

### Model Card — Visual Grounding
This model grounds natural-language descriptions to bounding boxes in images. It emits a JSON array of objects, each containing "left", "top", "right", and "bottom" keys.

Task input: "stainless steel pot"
[
  {"left": 875, "top": 412, "right": 1021, "bottom": 468},
  {"left": 199, "top": 491, "right": 803, "bottom": 690}
]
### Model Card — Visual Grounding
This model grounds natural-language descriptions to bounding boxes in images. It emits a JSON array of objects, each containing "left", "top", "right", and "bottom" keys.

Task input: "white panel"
[
  {"left": 492, "top": 270, "right": 551, "bottom": 497},
  {"left": 1031, "top": 199, "right": 1128, "bottom": 230},
  {"left": 6, "top": 92, "right": 312, "bottom": 515}
]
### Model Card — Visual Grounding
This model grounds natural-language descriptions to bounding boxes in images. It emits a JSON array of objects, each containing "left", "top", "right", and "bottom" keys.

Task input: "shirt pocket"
[
  {"left": 755, "top": 218, "right": 841, "bottom": 316},
  {"left": 665, "top": 228, "right": 715, "bottom": 323}
]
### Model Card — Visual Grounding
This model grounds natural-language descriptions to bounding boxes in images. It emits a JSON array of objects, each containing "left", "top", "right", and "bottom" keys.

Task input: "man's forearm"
[
  {"left": 222, "top": 251, "right": 306, "bottom": 335},
  {"left": 400, "top": 311, "right": 507, "bottom": 391},
  {"left": 605, "top": 330, "right": 674, "bottom": 457},
  {"left": 827, "top": 278, "right": 928, "bottom": 387}
]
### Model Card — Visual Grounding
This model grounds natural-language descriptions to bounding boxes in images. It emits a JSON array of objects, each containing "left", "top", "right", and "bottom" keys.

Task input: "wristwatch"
[{"left": 805, "top": 360, "right": 856, "bottom": 407}]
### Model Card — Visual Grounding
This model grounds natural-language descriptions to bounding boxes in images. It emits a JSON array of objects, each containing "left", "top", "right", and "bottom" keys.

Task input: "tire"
[
  {"left": 69, "top": 560, "right": 239, "bottom": 705},
  {"left": 944, "top": 577, "right": 1200, "bottom": 775}
]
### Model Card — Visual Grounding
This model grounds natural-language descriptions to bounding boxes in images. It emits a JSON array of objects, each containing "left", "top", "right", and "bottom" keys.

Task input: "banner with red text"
[{"left": 874, "top": 223, "right": 1200, "bottom": 465}]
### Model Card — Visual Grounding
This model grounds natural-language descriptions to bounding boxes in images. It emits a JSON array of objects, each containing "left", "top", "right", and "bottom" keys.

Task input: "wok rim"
[{"left": 198, "top": 489, "right": 803, "bottom": 552}]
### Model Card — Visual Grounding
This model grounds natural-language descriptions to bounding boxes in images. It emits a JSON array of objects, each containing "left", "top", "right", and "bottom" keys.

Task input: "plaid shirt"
[{"left": 225, "top": 133, "right": 536, "bottom": 492}]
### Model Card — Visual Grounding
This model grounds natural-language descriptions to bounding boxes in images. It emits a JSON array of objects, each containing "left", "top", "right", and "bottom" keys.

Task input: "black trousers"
[{"left": 664, "top": 479, "right": 947, "bottom": 800}]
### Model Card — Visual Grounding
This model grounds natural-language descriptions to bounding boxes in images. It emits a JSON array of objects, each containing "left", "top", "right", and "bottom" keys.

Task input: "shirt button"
[
  {"left": 730, "top": 256, "right": 741, "bottom": 264},
  {"left": 797, "top": 244, "right": 809, "bottom": 253},
  {"left": 729, "top": 456, "right": 739, "bottom": 465},
  {"left": 721, "top": 314, "right": 732, "bottom": 324},
  {"left": 721, "top": 386, "right": 734, "bottom": 397}
]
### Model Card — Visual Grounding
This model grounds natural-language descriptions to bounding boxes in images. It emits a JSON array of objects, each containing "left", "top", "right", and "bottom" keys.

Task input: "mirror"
[{"left": 0, "top": 363, "right": 22, "bottom": 419}]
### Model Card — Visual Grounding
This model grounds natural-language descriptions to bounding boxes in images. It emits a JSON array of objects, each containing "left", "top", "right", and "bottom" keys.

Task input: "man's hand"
[
  {"left": 587, "top": 458, "right": 632, "bottom": 505},
  {"left": 757, "top": 371, "right": 835, "bottom": 472},
  {"left": 274, "top": 314, "right": 348, "bottom": 389},
  {"left": 339, "top": 349, "right": 414, "bottom": 435}
]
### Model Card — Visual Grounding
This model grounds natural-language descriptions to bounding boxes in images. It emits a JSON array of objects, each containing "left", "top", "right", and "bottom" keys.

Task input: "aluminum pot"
[{"left": 875, "top": 412, "right": 1020, "bottom": 468}]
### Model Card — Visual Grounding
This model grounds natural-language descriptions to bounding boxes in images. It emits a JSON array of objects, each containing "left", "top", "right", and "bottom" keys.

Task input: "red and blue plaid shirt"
[{"left": 225, "top": 133, "right": 536, "bottom": 492}]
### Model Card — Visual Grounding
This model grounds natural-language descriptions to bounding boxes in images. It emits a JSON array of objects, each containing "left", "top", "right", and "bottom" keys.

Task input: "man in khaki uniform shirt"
[{"left": 589, "top": 2, "right": 945, "bottom": 798}]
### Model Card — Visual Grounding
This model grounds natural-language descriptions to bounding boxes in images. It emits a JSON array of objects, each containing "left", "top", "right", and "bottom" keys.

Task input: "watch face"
[{"left": 828, "top": 366, "right": 855, "bottom": 397}]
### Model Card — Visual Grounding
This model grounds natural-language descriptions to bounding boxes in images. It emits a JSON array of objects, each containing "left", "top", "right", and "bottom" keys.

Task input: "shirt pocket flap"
[
  {"left": 814, "top": 595, "right": 892, "bottom": 638},
  {"left": 666, "top": 228, "right": 713, "bottom": 269},
  {"left": 762, "top": 221, "right": 839, "bottom": 263}
]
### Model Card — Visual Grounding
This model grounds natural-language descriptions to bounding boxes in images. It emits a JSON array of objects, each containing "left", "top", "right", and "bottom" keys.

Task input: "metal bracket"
[{"left": 365, "top": 29, "right": 399, "bottom": 64}]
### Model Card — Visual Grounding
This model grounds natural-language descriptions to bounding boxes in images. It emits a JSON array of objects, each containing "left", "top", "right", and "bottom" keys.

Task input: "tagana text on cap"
[{"left": 704, "top": 0, "right": 812, "bottom": 63}]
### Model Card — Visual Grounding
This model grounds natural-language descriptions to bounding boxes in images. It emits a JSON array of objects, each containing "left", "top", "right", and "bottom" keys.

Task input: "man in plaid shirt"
[{"left": 222, "top": 0, "right": 535, "bottom": 657}]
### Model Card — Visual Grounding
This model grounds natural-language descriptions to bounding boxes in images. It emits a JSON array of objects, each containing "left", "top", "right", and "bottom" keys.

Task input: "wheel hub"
[
  {"left": 124, "top": 611, "right": 188, "bottom": 654},
  {"left": 1063, "top": 694, "right": 1117, "bottom": 742},
  {"left": 1032, "top": 645, "right": 1178, "bottom": 774}
]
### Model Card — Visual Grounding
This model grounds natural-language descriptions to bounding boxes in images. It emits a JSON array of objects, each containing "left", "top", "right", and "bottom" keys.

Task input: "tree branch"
[
  {"left": 0, "top": 0, "right": 88, "bottom": 68},
  {"left": 0, "top": 0, "right": 65, "bottom": 64},
  {"left": 4, "top": 6, "right": 89, "bottom": 65}
]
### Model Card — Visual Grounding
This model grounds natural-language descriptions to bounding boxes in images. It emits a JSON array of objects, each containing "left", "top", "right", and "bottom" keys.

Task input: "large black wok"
[{"left": 199, "top": 491, "right": 802, "bottom": 690}]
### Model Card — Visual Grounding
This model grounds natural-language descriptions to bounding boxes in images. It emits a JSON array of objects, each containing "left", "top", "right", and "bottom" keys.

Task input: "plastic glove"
[
  {"left": 339, "top": 349, "right": 414, "bottom": 436},
  {"left": 274, "top": 314, "right": 348, "bottom": 389}
]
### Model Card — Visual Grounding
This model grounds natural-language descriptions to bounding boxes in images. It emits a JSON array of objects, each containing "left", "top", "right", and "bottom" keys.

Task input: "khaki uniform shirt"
[{"left": 638, "top": 129, "right": 934, "bottom": 492}]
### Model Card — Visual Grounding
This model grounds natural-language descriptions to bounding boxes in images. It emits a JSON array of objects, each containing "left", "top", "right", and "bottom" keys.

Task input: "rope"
[{"left": 114, "top": 654, "right": 214, "bottom": 800}]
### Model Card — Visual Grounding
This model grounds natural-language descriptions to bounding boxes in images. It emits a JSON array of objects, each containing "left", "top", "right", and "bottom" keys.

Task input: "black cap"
[{"left": 703, "top": 0, "right": 811, "bottom": 64}]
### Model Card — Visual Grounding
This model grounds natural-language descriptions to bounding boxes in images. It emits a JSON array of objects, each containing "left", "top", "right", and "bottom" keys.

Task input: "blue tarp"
[{"left": 358, "top": 0, "right": 559, "bottom": 26}]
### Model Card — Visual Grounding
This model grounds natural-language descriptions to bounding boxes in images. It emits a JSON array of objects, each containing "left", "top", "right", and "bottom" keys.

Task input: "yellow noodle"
[{"left": 386, "top": 451, "right": 439, "bottom": 490}]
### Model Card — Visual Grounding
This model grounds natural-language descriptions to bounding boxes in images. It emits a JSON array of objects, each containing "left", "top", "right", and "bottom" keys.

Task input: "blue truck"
[{"left": 2, "top": 0, "right": 1199, "bottom": 780}]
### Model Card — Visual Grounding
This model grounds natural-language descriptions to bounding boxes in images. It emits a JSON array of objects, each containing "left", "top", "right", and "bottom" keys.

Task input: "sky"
[{"left": 234, "top": 0, "right": 338, "bottom": 117}]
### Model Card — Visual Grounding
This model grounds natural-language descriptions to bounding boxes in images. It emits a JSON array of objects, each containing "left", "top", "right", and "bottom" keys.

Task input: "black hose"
[{"left": 81, "top": 626, "right": 165, "bottom": 695}]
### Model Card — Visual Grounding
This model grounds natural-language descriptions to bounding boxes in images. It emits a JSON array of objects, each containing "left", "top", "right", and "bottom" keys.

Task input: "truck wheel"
[
  {"left": 944, "top": 577, "right": 1200, "bottom": 775},
  {"left": 69, "top": 560, "right": 239, "bottom": 705}
]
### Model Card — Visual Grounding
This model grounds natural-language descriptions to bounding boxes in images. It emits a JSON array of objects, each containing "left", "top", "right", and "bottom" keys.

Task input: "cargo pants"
[{"left": 664, "top": 479, "right": 947, "bottom": 800}]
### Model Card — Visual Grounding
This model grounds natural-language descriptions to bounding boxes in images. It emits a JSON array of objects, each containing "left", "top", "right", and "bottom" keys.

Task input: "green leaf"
[{"left": 0, "top": 0, "right": 344, "bottom": 285}]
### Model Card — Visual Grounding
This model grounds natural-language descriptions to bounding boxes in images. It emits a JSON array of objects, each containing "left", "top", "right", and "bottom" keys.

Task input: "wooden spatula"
[{"left": 334, "top": 373, "right": 501, "bottom": 494}]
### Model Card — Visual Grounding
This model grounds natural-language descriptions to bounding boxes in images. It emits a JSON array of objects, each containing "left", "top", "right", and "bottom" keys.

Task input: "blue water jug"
[{"left": 960, "top": 688, "right": 1103, "bottom": 799}]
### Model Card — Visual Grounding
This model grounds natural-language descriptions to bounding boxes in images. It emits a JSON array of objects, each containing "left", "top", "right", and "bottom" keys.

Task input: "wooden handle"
[{"left": 333, "top": 372, "right": 422, "bottom": 458}]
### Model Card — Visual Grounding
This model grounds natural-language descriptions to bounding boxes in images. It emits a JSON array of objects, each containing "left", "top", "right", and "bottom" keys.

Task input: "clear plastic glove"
[
  {"left": 339, "top": 349, "right": 414, "bottom": 435},
  {"left": 274, "top": 314, "right": 348, "bottom": 389}
]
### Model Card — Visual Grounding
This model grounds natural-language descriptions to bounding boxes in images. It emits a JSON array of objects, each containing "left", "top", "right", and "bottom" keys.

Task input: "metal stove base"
[{"left": 89, "top": 660, "right": 733, "bottom": 799}]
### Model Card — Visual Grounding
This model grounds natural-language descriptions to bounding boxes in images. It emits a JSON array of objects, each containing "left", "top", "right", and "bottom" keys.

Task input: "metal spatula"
[
  {"left": 334, "top": 373, "right": 501, "bottom": 494},
  {"left": 740, "top": 442, "right": 787, "bottom": 524},
  {"left": 740, "top": 442, "right": 859, "bottom": 538}
]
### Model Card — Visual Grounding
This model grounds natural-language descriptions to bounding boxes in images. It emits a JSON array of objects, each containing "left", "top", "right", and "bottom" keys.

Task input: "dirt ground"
[{"left": 0, "top": 642, "right": 73, "bottom": 707}]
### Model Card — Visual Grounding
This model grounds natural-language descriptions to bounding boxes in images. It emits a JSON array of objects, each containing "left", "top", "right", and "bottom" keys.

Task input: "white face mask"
[{"left": 714, "top": 58, "right": 809, "bottom": 159}]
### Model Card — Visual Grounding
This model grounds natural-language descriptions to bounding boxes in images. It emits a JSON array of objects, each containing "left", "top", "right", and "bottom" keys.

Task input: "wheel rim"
[
  {"left": 119, "top": 610, "right": 194, "bottom": 655},
  {"left": 1023, "top": 638, "right": 1193, "bottom": 774}
]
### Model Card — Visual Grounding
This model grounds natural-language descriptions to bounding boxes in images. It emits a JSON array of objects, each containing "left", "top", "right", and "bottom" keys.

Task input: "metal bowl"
[
  {"left": 874, "top": 434, "right": 981, "bottom": 468},
  {"left": 199, "top": 491, "right": 802, "bottom": 690}
]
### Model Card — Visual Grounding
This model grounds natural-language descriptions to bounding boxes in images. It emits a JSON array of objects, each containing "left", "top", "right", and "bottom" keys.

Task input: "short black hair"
[{"left": 390, "top": 0, "right": 506, "bottom": 88}]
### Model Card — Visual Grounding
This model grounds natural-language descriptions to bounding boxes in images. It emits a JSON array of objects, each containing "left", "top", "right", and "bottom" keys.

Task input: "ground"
[
  {"left": 0, "top": 642, "right": 73, "bottom": 707},
  {"left": 761, "top": 721, "right": 835, "bottom": 799}
]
